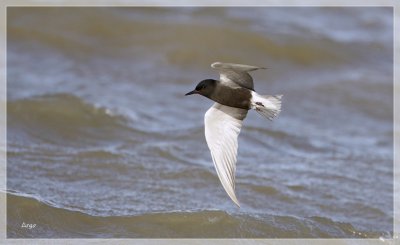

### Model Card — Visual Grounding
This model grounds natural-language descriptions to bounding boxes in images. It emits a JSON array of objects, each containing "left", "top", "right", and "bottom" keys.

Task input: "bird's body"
[
  {"left": 185, "top": 62, "right": 282, "bottom": 207},
  {"left": 209, "top": 82, "right": 252, "bottom": 109}
]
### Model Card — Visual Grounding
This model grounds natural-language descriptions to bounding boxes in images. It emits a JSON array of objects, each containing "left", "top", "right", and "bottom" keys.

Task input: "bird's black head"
[{"left": 185, "top": 79, "right": 217, "bottom": 97}]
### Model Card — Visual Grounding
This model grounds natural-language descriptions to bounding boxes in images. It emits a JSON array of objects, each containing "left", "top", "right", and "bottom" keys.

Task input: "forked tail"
[{"left": 250, "top": 92, "right": 282, "bottom": 121}]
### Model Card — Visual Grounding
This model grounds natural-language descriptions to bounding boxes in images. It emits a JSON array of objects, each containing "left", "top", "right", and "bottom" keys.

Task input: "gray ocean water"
[{"left": 7, "top": 7, "right": 393, "bottom": 238}]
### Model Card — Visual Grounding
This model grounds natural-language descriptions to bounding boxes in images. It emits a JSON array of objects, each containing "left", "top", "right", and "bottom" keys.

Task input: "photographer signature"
[{"left": 21, "top": 222, "right": 36, "bottom": 230}]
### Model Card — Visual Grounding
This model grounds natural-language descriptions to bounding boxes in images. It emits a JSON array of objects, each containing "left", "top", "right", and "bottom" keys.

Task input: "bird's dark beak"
[{"left": 185, "top": 90, "right": 198, "bottom": 96}]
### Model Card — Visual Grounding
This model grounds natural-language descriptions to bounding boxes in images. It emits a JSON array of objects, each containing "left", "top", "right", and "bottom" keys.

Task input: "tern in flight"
[{"left": 185, "top": 62, "right": 282, "bottom": 207}]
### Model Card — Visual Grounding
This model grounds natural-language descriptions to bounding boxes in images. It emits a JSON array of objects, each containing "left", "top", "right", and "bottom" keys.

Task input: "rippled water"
[{"left": 7, "top": 7, "right": 393, "bottom": 238}]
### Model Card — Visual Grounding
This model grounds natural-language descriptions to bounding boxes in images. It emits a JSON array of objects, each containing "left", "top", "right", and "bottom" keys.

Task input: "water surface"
[{"left": 7, "top": 7, "right": 393, "bottom": 238}]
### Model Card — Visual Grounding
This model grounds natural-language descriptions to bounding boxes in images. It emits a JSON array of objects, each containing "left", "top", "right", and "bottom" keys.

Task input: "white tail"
[{"left": 250, "top": 92, "right": 282, "bottom": 121}]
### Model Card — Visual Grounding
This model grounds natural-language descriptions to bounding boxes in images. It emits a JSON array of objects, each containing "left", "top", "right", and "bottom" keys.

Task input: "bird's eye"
[{"left": 196, "top": 84, "right": 207, "bottom": 91}]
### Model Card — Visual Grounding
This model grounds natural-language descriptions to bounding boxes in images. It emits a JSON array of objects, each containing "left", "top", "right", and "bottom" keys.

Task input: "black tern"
[{"left": 186, "top": 62, "right": 282, "bottom": 207}]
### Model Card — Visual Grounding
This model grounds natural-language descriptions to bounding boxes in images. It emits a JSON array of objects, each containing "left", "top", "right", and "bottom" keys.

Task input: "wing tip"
[
  {"left": 233, "top": 199, "right": 241, "bottom": 208},
  {"left": 211, "top": 61, "right": 267, "bottom": 71},
  {"left": 228, "top": 192, "right": 241, "bottom": 208}
]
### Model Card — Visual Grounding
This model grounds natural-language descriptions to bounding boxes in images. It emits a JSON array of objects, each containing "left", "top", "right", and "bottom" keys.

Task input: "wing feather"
[
  {"left": 204, "top": 103, "right": 247, "bottom": 207},
  {"left": 211, "top": 62, "right": 266, "bottom": 90}
]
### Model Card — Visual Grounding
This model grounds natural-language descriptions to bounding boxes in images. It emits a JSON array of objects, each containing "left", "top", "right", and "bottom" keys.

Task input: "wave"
[
  {"left": 7, "top": 93, "right": 136, "bottom": 146},
  {"left": 7, "top": 7, "right": 373, "bottom": 67},
  {"left": 7, "top": 192, "right": 387, "bottom": 238}
]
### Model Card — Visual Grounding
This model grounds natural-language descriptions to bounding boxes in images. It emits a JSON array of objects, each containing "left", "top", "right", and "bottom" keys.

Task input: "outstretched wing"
[
  {"left": 211, "top": 62, "right": 266, "bottom": 91},
  {"left": 204, "top": 102, "right": 247, "bottom": 207}
]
